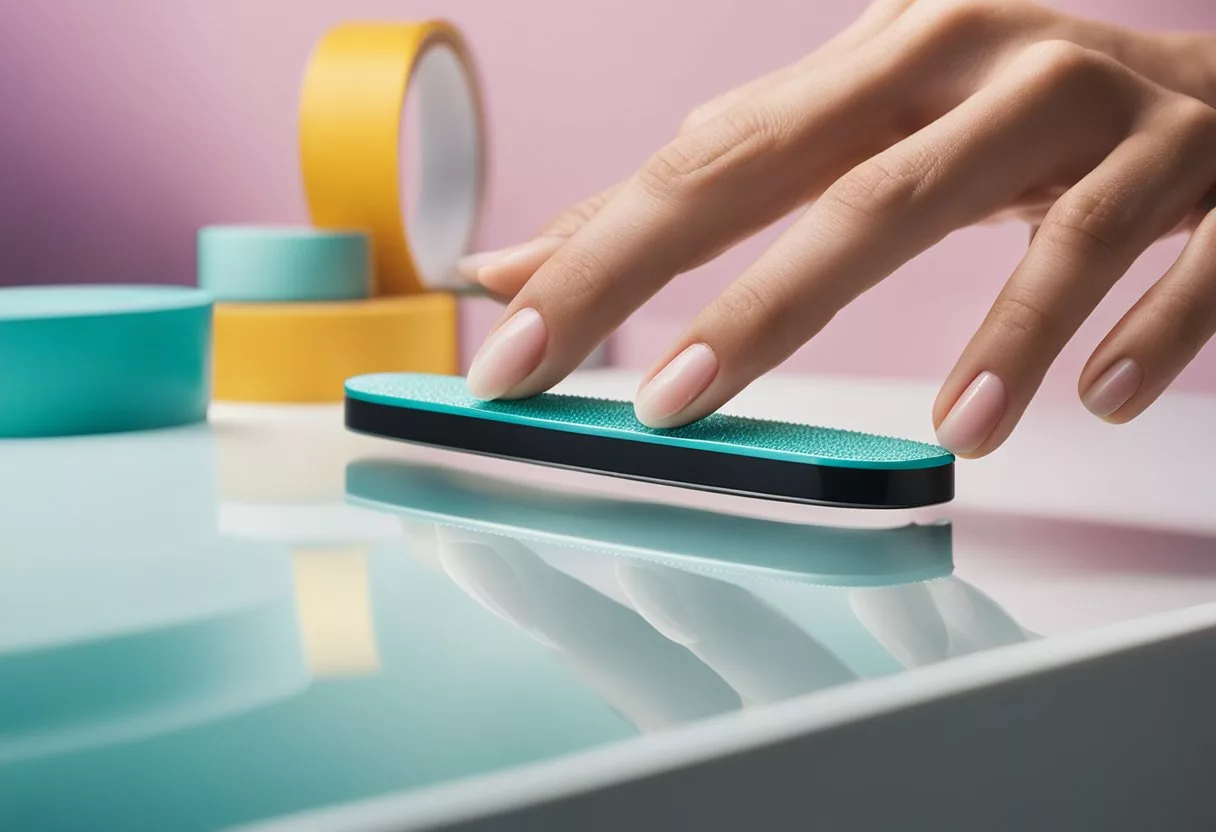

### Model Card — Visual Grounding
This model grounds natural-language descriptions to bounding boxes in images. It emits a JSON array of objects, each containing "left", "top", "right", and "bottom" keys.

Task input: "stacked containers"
[{"left": 204, "top": 21, "right": 476, "bottom": 403}]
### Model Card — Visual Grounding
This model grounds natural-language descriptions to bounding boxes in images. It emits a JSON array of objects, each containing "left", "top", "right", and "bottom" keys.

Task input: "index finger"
[{"left": 465, "top": 38, "right": 914, "bottom": 400}]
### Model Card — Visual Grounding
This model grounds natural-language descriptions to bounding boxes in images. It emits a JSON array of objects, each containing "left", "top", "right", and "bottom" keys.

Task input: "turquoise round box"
[
  {"left": 197, "top": 226, "right": 371, "bottom": 302},
  {"left": 0, "top": 285, "right": 213, "bottom": 438}
]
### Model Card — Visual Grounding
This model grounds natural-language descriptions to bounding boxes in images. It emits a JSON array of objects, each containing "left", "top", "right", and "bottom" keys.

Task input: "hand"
[{"left": 458, "top": 0, "right": 1216, "bottom": 457}]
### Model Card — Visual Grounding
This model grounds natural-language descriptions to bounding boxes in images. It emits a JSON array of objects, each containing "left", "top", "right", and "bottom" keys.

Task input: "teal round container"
[
  {"left": 197, "top": 226, "right": 371, "bottom": 302},
  {"left": 0, "top": 285, "right": 213, "bottom": 438}
]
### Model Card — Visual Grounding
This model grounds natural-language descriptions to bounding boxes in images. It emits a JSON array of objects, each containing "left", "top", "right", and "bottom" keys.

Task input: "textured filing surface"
[{"left": 345, "top": 373, "right": 953, "bottom": 470}]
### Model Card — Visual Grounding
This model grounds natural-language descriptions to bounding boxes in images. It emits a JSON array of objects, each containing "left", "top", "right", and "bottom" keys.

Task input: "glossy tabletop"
[{"left": 4, "top": 371, "right": 1216, "bottom": 831}]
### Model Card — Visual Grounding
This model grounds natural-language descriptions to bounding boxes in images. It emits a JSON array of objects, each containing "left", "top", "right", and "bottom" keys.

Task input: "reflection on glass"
[
  {"left": 0, "top": 598, "right": 308, "bottom": 765},
  {"left": 0, "top": 431, "right": 1041, "bottom": 830},
  {"left": 439, "top": 527, "right": 740, "bottom": 730},
  {"left": 346, "top": 459, "right": 955, "bottom": 586},
  {"left": 347, "top": 457, "right": 1032, "bottom": 730},
  {"left": 0, "top": 425, "right": 309, "bottom": 764},
  {"left": 293, "top": 548, "right": 383, "bottom": 678}
]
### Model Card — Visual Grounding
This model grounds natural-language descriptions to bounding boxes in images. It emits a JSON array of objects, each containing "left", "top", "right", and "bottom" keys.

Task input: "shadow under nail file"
[{"left": 344, "top": 373, "right": 954, "bottom": 509}]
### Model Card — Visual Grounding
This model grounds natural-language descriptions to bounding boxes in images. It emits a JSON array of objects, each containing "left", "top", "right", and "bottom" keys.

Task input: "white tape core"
[{"left": 402, "top": 43, "right": 482, "bottom": 289}]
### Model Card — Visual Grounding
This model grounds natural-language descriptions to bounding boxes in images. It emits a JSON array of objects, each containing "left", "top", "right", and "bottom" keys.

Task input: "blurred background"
[{"left": 1, "top": 0, "right": 1212, "bottom": 397}]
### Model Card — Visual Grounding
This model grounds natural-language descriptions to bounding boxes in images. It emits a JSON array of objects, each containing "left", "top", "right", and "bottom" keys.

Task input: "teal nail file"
[{"left": 344, "top": 373, "right": 954, "bottom": 509}]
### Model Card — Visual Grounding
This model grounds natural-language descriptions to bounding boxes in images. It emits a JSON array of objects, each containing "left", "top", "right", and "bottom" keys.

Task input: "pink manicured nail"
[
  {"left": 634, "top": 343, "right": 719, "bottom": 427},
  {"left": 936, "top": 371, "right": 1007, "bottom": 456},
  {"left": 1083, "top": 358, "right": 1142, "bottom": 419},
  {"left": 466, "top": 308, "right": 548, "bottom": 400},
  {"left": 456, "top": 237, "right": 564, "bottom": 289}
]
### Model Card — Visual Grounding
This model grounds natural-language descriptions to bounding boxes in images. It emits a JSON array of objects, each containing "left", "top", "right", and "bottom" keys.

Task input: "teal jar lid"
[
  {"left": 197, "top": 226, "right": 371, "bottom": 302},
  {"left": 0, "top": 285, "right": 213, "bottom": 438}
]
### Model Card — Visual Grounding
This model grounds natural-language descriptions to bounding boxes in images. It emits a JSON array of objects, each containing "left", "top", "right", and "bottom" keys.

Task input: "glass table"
[{"left": 3, "top": 371, "right": 1215, "bottom": 831}]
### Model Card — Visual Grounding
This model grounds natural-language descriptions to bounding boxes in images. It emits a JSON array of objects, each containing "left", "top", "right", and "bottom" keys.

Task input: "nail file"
[{"left": 344, "top": 373, "right": 955, "bottom": 509}]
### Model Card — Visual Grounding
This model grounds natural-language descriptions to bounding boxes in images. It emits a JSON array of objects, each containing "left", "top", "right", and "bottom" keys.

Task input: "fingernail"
[
  {"left": 466, "top": 308, "right": 547, "bottom": 400},
  {"left": 456, "top": 237, "right": 564, "bottom": 289},
  {"left": 936, "top": 371, "right": 1007, "bottom": 456},
  {"left": 634, "top": 343, "right": 719, "bottom": 427},
  {"left": 1082, "top": 358, "right": 1142, "bottom": 419}
]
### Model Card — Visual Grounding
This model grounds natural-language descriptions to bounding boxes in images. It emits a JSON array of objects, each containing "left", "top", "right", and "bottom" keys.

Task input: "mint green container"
[
  {"left": 197, "top": 226, "right": 371, "bottom": 302},
  {"left": 0, "top": 285, "right": 213, "bottom": 438}
]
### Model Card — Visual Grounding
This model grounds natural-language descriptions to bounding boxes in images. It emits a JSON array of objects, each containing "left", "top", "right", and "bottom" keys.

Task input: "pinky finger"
[{"left": 1079, "top": 205, "right": 1216, "bottom": 422}]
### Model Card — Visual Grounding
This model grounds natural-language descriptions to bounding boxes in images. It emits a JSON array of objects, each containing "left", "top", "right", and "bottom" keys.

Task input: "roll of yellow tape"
[
  {"left": 300, "top": 21, "right": 485, "bottom": 295},
  {"left": 212, "top": 294, "right": 458, "bottom": 403}
]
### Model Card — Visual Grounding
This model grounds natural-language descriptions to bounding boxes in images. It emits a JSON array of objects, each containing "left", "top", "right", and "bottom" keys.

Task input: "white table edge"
[{"left": 236, "top": 597, "right": 1216, "bottom": 832}]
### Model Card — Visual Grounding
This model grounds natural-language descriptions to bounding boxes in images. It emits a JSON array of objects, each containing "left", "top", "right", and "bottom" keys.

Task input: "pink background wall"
[{"left": 1, "top": 0, "right": 1212, "bottom": 397}]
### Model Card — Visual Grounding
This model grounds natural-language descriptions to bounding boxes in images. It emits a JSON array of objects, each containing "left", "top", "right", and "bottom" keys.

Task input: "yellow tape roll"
[
  {"left": 212, "top": 294, "right": 458, "bottom": 403},
  {"left": 300, "top": 21, "right": 485, "bottom": 295}
]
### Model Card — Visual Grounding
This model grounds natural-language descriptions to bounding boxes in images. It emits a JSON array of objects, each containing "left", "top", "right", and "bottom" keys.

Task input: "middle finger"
[{"left": 465, "top": 37, "right": 919, "bottom": 400}]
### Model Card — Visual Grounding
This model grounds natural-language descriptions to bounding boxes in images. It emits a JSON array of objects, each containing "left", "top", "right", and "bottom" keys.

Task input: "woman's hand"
[{"left": 457, "top": 0, "right": 1216, "bottom": 457}]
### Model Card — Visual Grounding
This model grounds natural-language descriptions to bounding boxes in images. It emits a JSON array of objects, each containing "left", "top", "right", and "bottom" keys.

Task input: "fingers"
[
  {"left": 1078, "top": 205, "right": 1216, "bottom": 423},
  {"left": 935, "top": 97, "right": 1216, "bottom": 455},
  {"left": 633, "top": 41, "right": 1138, "bottom": 428},
  {"left": 457, "top": 183, "right": 623, "bottom": 297},
  {"left": 617, "top": 562, "right": 855, "bottom": 704},
  {"left": 466, "top": 38, "right": 918, "bottom": 400},
  {"left": 437, "top": 528, "right": 740, "bottom": 729},
  {"left": 460, "top": 0, "right": 916, "bottom": 304},
  {"left": 849, "top": 583, "right": 951, "bottom": 668}
]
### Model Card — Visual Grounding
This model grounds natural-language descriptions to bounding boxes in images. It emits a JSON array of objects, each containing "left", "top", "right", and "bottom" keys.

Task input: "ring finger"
[
  {"left": 934, "top": 100, "right": 1216, "bottom": 456},
  {"left": 1079, "top": 201, "right": 1216, "bottom": 423}
]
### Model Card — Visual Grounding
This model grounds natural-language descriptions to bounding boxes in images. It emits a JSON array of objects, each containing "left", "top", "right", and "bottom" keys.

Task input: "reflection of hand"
[
  {"left": 460, "top": 1, "right": 1216, "bottom": 456},
  {"left": 435, "top": 524, "right": 1030, "bottom": 728},
  {"left": 616, "top": 563, "right": 855, "bottom": 705},
  {"left": 435, "top": 528, "right": 741, "bottom": 731},
  {"left": 850, "top": 576, "right": 1032, "bottom": 668}
]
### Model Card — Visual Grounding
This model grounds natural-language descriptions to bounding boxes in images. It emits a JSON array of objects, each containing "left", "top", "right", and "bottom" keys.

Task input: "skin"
[{"left": 459, "top": 0, "right": 1216, "bottom": 458}]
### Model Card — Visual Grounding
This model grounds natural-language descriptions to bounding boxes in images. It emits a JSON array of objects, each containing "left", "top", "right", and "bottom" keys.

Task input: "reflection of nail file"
[
  {"left": 344, "top": 373, "right": 954, "bottom": 509},
  {"left": 346, "top": 460, "right": 954, "bottom": 585}
]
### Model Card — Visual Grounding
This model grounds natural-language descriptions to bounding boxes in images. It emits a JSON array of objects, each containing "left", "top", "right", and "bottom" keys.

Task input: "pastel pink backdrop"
[{"left": 1, "top": 0, "right": 1212, "bottom": 399}]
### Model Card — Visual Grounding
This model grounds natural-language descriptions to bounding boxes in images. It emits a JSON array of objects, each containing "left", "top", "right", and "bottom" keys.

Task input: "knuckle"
[
  {"left": 542, "top": 193, "right": 609, "bottom": 237},
  {"left": 637, "top": 105, "right": 784, "bottom": 201},
  {"left": 1176, "top": 97, "right": 1216, "bottom": 146},
  {"left": 821, "top": 153, "right": 923, "bottom": 223},
  {"left": 637, "top": 142, "right": 696, "bottom": 199},
  {"left": 1039, "top": 190, "right": 1133, "bottom": 258},
  {"left": 1017, "top": 39, "right": 1113, "bottom": 95},
  {"left": 989, "top": 292, "right": 1062, "bottom": 344},
  {"left": 919, "top": 0, "right": 1007, "bottom": 43},
  {"left": 549, "top": 245, "right": 610, "bottom": 303},
  {"left": 678, "top": 104, "right": 715, "bottom": 135},
  {"left": 715, "top": 279, "right": 782, "bottom": 325}
]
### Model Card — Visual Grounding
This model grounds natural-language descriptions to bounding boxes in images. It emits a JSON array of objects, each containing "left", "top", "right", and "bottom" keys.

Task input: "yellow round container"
[{"left": 212, "top": 294, "right": 457, "bottom": 403}]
